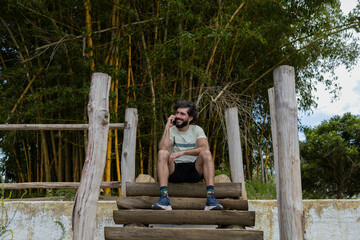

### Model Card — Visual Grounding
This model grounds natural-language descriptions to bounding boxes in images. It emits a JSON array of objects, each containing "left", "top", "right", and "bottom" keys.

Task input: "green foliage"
[
  {"left": 246, "top": 178, "right": 277, "bottom": 200},
  {"left": 301, "top": 113, "right": 360, "bottom": 199},
  {"left": 0, "top": 0, "right": 360, "bottom": 197},
  {"left": 215, "top": 163, "right": 231, "bottom": 177},
  {"left": 45, "top": 189, "right": 77, "bottom": 201}
]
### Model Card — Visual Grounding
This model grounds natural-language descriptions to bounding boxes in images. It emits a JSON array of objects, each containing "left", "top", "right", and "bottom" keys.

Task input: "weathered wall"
[
  {"left": 249, "top": 200, "right": 360, "bottom": 240},
  {"left": 3, "top": 200, "right": 360, "bottom": 240}
]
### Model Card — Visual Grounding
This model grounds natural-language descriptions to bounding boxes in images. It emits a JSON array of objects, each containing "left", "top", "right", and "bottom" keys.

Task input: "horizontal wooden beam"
[
  {"left": 126, "top": 182, "right": 241, "bottom": 198},
  {"left": 105, "top": 227, "right": 263, "bottom": 240},
  {"left": 0, "top": 123, "right": 126, "bottom": 131},
  {"left": 113, "top": 210, "right": 255, "bottom": 226},
  {"left": 2, "top": 181, "right": 121, "bottom": 189},
  {"left": 117, "top": 197, "right": 248, "bottom": 210},
  {"left": 5, "top": 196, "right": 68, "bottom": 201}
]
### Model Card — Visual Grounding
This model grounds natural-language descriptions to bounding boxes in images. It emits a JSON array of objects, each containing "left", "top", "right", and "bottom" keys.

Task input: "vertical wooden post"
[
  {"left": 72, "top": 73, "right": 111, "bottom": 240},
  {"left": 225, "top": 107, "right": 247, "bottom": 200},
  {"left": 268, "top": 88, "right": 280, "bottom": 201},
  {"left": 121, "top": 108, "right": 138, "bottom": 197},
  {"left": 272, "top": 65, "right": 304, "bottom": 240}
]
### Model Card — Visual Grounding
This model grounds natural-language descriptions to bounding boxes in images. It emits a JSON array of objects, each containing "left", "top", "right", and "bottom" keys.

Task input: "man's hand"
[
  {"left": 166, "top": 115, "right": 176, "bottom": 128},
  {"left": 169, "top": 151, "right": 183, "bottom": 161}
]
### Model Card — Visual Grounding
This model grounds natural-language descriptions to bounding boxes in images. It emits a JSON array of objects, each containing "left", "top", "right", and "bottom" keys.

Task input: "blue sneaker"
[
  {"left": 151, "top": 194, "right": 172, "bottom": 210},
  {"left": 204, "top": 193, "right": 223, "bottom": 210}
]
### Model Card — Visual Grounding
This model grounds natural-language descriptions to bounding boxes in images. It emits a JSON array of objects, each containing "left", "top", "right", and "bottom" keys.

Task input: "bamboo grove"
[{"left": 0, "top": 0, "right": 359, "bottom": 196}]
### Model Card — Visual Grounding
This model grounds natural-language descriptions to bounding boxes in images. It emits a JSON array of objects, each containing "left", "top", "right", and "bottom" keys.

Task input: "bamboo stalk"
[
  {"left": 84, "top": 0, "right": 95, "bottom": 71},
  {"left": 105, "top": 130, "right": 113, "bottom": 195},
  {"left": 105, "top": 79, "right": 115, "bottom": 195},
  {"left": 127, "top": 34, "right": 132, "bottom": 104},
  {"left": 58, "top": 130, "right": 63, "bottom": 182},
  {"left": 40, "top": 130, "right": 51, "bottom": 182},
  {"left": 135, "top": 9, "right": 157, "bottom": 181},
  {"left": 7, "top": 69, "right": 42, "bottom": 121},
  {"left": 115, "top": 43, "right": 121, "bottom": 197},
  {"left": 50, "top": 131, "right": 59, "bottom": 180}
]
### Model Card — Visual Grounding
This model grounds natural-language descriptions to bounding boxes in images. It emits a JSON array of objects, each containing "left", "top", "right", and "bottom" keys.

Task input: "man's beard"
[{"left": 175, "top": 118, "right": 188, "bottom": 129}]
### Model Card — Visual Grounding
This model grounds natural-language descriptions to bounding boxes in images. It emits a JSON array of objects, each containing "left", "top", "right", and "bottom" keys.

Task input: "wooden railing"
[{"left": 1, "top": 72, "right": 138, "bottom": 240}]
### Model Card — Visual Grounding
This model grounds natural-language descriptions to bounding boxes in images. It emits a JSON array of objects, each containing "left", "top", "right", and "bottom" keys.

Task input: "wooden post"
[
  {"left": 121, "top": 108, "right": 138, "bottom": 197},
  {"left": 272, "top": 65, "right": 304, "bottom": 240},
  {"left": 268, "top": 88, "right": 280, "bottom": 201},
  {"left": 225, "top": 107, "right": 247, "bottom": 200},
  {"left": 72, "top": 73, "right": 111, "bottom": 240}
]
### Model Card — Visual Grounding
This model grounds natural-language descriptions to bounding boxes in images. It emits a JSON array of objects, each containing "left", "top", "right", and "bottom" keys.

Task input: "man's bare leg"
[
  {"left": 152, "top": 150, "right": 174, "bottom": 210},
  {"left": 195, "top": 150, "right": 214, "bottom": 186},
  {"left": 195, "top": 150, "right": 223, "bottom": 210},
  {"left": 157, "top": 150, "right": 175, "bottom": 187}
]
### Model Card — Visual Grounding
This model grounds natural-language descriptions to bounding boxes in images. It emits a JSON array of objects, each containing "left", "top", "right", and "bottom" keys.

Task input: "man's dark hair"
[{"left": 173, "top": 100, "right": 198, "bottom": 124}]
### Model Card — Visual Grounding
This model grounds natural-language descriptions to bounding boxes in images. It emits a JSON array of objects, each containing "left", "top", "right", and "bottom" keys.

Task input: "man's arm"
[
  {"left": 158, "top": 115, "right": 175, "bottom": 151},
  {"left": 169, "top": 137, "right": 209, "bottom": 161}
]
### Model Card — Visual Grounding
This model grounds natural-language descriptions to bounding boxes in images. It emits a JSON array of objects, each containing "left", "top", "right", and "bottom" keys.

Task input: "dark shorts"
[{"left": 168, "top": 162, "right": 204, "bottom": 183}]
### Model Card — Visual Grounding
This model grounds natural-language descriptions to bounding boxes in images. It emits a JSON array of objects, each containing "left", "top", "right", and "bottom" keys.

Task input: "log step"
[
  {"left": 105, "top": 227, "right": 263, "bottom": 240},
  {"left": 117, "top": 197, "right": 248, "bottom": 210},
  {"left": 113, "top": 210, "right": 255, "bottom": 226},
  {"left": 126, "top": 182, "right": 241, "bottom": 198}
]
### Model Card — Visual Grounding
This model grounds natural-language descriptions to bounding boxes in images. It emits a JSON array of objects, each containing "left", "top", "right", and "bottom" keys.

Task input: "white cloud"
[
  {"left": 315, "top": 65, "right": 360, "bottom": 116},
  {"left": 299, "top": 0, "right": 360, "bottom": 128},
  {"left": 341, "top": 0, "right": 358, "bottom": 14}
]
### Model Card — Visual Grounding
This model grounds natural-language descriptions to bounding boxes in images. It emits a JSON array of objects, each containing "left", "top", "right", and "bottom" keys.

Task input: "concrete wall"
[
  {"left": 249, "top": 200, "right": 360, "bottom": 240},
  {"left": 3, "top": 200, "right": 360, "bottom": 240}
]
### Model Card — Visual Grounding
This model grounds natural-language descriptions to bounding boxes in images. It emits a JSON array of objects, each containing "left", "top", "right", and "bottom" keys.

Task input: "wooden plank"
[
  {"left": 120, "top": 108, "right": 138, "bottom": 197},
  {"left": 113, "top": 210, "right": 255, "bottom": 226},
  {"left": 5, "top": 196, "right": 68, "bottom": 201},
  {"left": 126, "top": 182, "right": 241, "bottom": 198},
  {"left": 72, "top": 72, "right": 111, "bottom": 240},
  {"left": 117, "top": 197, "right": 248, "bottom": 210},
  {"left": 2, "top": 181, "right": 121, "bottom": 190},
  {"left": 273, "top": 65, "right": 304, "bottom": 239},
  {"left": 105, "top": 227, "right": 263, "bottom": 240},
  {"left": 225, "top": 107, "right": 247, "bottom": 200},
  {"left": 0, "top": 123, "right": 126, "bottom": 130}
]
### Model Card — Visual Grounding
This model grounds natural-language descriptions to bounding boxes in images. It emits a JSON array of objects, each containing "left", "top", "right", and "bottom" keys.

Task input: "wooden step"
[
  {"left": 126, "top": 182, "right": 241, "bottom": 198},
  {"left": 117, "top": 196, "right": 248, "bottom": 210},
  {"left": 105, "top": 227, "right": 263, "bottom": 240},
  {"left": 113, "top": 210, "right": 255, "bottom": 226}
]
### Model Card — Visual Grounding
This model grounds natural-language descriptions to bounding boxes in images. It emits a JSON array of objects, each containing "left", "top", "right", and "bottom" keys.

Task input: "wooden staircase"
[{"left": 104, "top": 182, "right": 263, "bottom": 240}]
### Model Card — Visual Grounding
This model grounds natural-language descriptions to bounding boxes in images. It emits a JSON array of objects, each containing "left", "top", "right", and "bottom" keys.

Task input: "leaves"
[
  {"left": 301, "top": 113, "right": 360, "bottom": 199},
  {"left": 0, "top": 0, "right": 359, "bottom": 198}
]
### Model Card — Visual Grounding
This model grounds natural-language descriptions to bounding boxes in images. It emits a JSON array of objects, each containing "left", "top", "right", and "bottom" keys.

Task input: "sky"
[{"left": 299, "top": 0, "right": 360, "bottom": 132}]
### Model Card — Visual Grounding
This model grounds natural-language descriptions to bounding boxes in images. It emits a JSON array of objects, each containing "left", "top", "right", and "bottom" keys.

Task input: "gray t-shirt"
[{"left": 169, "top": 125, "right": 207, "bottom": 163}]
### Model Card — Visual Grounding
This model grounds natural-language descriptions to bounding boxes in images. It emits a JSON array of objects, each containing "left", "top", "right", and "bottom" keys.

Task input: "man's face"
[{"left": 174, "top": 107, "right": 193, "bottom": 129}]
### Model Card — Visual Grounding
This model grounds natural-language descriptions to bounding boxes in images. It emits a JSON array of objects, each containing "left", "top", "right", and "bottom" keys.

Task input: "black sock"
[
  {"left": 206, "top": 185, "right": 214, "bottom": 196},
  {"left": 160, "top": 186, "right": 168, "bottom": 196}
]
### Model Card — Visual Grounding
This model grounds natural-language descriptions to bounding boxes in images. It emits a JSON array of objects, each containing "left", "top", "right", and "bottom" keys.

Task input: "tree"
[
  {"left": 0, "top": 0, "right": 360, "bottom": 192},
  {"left": 300, "top": 113, "right": 360, "bottom": 199}
]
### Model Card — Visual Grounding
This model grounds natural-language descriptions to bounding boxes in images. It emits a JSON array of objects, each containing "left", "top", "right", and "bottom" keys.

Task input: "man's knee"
[
  {"left": 158, "top": 149, "right": 170, "bottom": 158},
  {"left": 199, "top": 150, "right": 212, "bottom": 161},
  {"left": 158, "top": 150, "right": 170, "bottom": 164}
]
